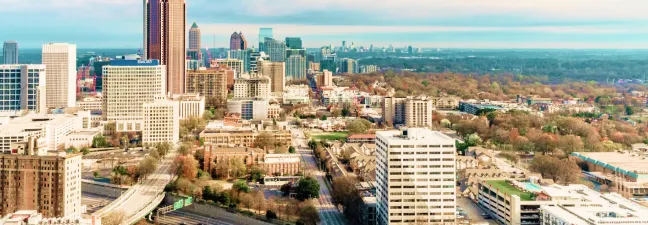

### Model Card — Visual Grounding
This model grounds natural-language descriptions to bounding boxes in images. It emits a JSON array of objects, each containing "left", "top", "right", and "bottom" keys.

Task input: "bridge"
[{"left": 92, "top": 151, "right": 177, "bottom": 225}]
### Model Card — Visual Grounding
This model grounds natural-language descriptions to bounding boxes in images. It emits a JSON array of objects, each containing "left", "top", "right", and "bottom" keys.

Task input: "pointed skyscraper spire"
[{"left": 191, "top": 21, "right": 199, "bottom": 29}]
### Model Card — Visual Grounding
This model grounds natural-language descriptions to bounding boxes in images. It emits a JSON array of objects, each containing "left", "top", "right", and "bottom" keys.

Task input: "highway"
[
  {"left": 291, "top": 128, "right": 347, "bottom": 225},
  {"left": 93, "top": 150, "right": 177, "bottom": 224}
]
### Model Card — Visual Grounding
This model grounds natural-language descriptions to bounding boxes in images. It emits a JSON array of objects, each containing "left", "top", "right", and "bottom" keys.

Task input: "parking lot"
[{"left": 457, "top": 196, "right": 498, "bottom": 225}]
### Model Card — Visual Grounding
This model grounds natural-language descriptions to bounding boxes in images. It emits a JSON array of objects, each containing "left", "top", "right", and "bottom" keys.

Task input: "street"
[
  {"left": 291, "top": 128, "right": 347, "bottom": 225},
  {"left": 457, "top": 197, "right": 498, "bottom": 225},
  {"left": 155, "top": 210, "right": 239, "bottom": 225}
]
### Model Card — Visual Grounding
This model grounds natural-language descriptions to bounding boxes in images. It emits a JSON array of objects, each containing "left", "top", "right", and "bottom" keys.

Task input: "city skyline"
[{"left": 0, "top": 0, "right": 648, "bottom": 49}]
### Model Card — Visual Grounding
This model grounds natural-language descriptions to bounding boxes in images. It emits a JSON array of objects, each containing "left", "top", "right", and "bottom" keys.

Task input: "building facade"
[
  {"left": 339, "top": 58, "right": 358, "bottom": 74},
  {"left": 258, "top": 28, "right": 273, "bottom": 52},
  {"left": 383, "top": 96, "right": 434, "bottom": 127},
  {"left": 285, "top": 37, "right": 302, "bottom": 49},
  {"left": 227, "top": 98, "right": 269, "bottom": 120},
  {"left": 0, "top": 147, "right": 82, "bottom": 218},
  {"left": 102, "top": 60, "right": 166, "bottom": 132},
  {"left": 211, "top": 58, "right": 244, "bottom": 78},
  {"left": 142, "top": 98, "right": 179, "bottom": 144},
  {"left": 200, "top": 128, "right": 291, "bottom": 148},
  {"left": 3, "top": 41, "right": 18, "bottom": 64},
  {"left": 170, "top": 93, "right": 205, "bottom": 119},
  {"left": 308, "top": 62, "right": 320, "bottom": 73},
  {"left": 0, "top": 64, "right": 47, "bottom": 113},
  {"left": 233, "top": 75, "right": 271, "bottom": 99},
  {"left": 286, "top": 55, "right": 307, "bottom": 80},
  {"left": 229, "top": 50, "right": 249, "bottom": 73},
  {"left": 0, "top": 114, "right": 81, "bottom": 153},
  {"left": 42, "top": 43, "right": 76, "bottom": 108},
  {"left": 187, "top": 22, "right": 202, "bottom": 60},
  {"left": 264, "top": 38, "right": 286, "bottom": 62},
  {"left": 376, "top": 128, "right": 456, "bottom": 225},
  {"left": 317, "top": 69, "right": 333, "bottom": 88},
  {"left": 283, "top": 85, "right": 310, "bottom": 105},
  {"left": 258, "top": 60, "right": 285, "bottom": 94},
  {"left": 144, "top": 0, "right": 186, "bottom": 94},
  {"left": 186, "top": 67, "right": 229, "bottom": 103},
  {"left": 229, "top": 32, "right": 248, "bottom": 51}
]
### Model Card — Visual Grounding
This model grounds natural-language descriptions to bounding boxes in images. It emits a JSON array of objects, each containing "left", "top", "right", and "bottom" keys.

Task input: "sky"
[{"left": 1, "top": 0, "right": 648, "bottom": 49}]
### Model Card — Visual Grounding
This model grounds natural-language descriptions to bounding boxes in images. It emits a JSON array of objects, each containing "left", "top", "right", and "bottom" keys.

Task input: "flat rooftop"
[
  {"left": 572, "top": 152, "right": 648, "bottom": 177},
  {"left": 377, "top": 128, "right": 455, "bottom": 143},
  {"left": 485, "top": 180, "right": 535, "bottom": 201},
  {"left": 540, "top": 190, "right": 648, "bottom": 224}
]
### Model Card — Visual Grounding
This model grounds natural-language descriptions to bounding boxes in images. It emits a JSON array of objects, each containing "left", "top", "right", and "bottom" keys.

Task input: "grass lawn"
[
  {"left": 486, "top": 180, "right": 534, "bottom": 201},
  {"left": 310, "top": 132, "right": 350, "bottom": 141}
]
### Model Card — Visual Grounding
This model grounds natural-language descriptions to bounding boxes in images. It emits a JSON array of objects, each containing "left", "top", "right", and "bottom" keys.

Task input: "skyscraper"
[
  {"left": 3, "top": 41, "right": 18, "bottom": 64},
  {"left": 259, "top": 28, "right": 273, "bottom": 52},
  {"left": 376, "top": 128, "right": 456, "bottom": 225},
  {"left": 285, "top": 37, "right": 303, "bottom": 49},
  {"left": 286, "top": 55, "right": 306, "bottom": 80},
  {"left": 229, "top": 49, "right": 249, "bottom": 73},
  {"left": 230, "top": 32, "right": 248, "bottom": 50},
  {"left": 264, "top": 38, "right": 286, "bottom": 62},
  {"left": 259, "top": 59, "right": 286, "bottom": 94},
  {"left": 188, "top": 21, "right": 202, "bottom": 60},
  {"left": 144, "top": 0, "right": 186, "bottom": 95},
  {"left": 0, "top": 65, "right": 46, "bottom": 113},
  {"left": 42, "top": 43, "right": 76, "bottom": 109}
]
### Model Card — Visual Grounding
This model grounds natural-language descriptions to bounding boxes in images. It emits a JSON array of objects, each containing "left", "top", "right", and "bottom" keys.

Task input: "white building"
[
  {"left": 64, "top": 130, "right": 100, "bottom": 149},
  {"left": 102, "top": 60, "right": 166, "bottom": 132},
  {"left": 0, "top": 210, "right": 92, "bottom": 225},
  {"left": 0, "top": 114, "right": 81, "bottom": 153},
  {"left": 227, "top": 98, "right": 269, "bottom": 120},
  {"left": 0, "top": 64, "right": 47, "bottom": 113},
  {"left": 376, "top": 128, "right": 456, "bottom": 225},
  {"left": 541, "top": 191, "right": 648, "bottom": 225},
  {"left": 75, "top": 96, "right": 102, "bottom": 112},
  {"left": 142, "top": 97, "right": 179, "bottom": 145},
  {"left": 233, "top": 74, "right": 271, "bottom": 99},
  {"left": 321, "top": 86, "right": 358, "bottom": 106},
  {"left": 170, "top": 93, "right": 205, "bottom": 119},
  {"left": 42, "top": 43, "right": 76, "bottom": 108},
  {"left": 210, "top": 57, "right": 243, "bottom": 78},
  {"left": 283, "top": 85, "right": 310, "bottom": 105}
]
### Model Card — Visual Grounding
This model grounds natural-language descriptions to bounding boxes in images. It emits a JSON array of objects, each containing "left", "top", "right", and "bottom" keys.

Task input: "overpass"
[{"left": 92, "top": 151, "right": 177, "bottom": 225}]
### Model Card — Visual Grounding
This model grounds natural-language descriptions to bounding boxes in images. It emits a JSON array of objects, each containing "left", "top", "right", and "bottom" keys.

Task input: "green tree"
[
  {"left": 203, "top": 110, "right": 214, "bottom": 121},
  {"left": 296, "top": 177, "right": 320, "bottom": 201},
  {"left": 341, "top": 107, "right": 351, "bottom": 117},
  {"left": 233, "top": 180, "right": 250, "bottom": 193},
  {"left": 92, "top": 135, "right": 108, "bottom": 148},
  {"left": 266, "top": 210, "right": 278, "bottom": 220},
  {"left": 137, "top": 156, "right": 158, "bottom": 178},
  {"left": 249, "top": 165, "right": 266, "bottom": 182},
  {"left": 178, "top": 144, "right": 191, "bottom": 156},
  {"left": 299, "top": 204, "right": 321, "bottom": 225},
  {"left": 289, "top": 146, "right": 296, "bottom": 153},
  {"left": 80, "top": 147, "right": 90, "bottom": 155},
  {"left": 626, "top": 105, "right": 635, "bottom": 115},
  {"left": 346, "top": 119, "right": 372, "bottom": 134},
  {"left": 320, "top": 115, "right": 328, "bottom": 121}
]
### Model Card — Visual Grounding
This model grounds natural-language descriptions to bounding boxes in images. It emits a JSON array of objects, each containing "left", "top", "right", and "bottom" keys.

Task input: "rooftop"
[
  {"left": 347, "top": 134, "right": 376, "bottom": 139},
  {"left": 540, "top": 190, "right": 648, "bottom": 224},
  {"left": 377, "top": 128, "right": 455, "bottom": 143},
  {"left": 485, "top": 180, "right": 535, "bottom": 201},
  {"left": 572, "top": 152, "right": 648, "bottom": 177},
  {"left": 109, "top": 59, "right": 160, "bottom": 66}
]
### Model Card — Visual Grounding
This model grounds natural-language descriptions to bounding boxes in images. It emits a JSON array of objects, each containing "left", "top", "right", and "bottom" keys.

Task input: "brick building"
[{"left": 202, "top": 146, "right": 300, "bottom": 176}]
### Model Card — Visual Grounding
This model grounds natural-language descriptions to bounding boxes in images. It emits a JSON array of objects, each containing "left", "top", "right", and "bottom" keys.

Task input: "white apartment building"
[
  {"left": 321, "top": 86, "right": 358, "bottom": 106},
  {"left": 233, "top": 74, "right": 271, "bottom": 99},
  {"left": 0, "top": 64, "right": 47, "bottom": 113},
  {"left": 383, "top": 96, "right": 435, "bottom": 128},
  {"left": 170, "top": 93, "right": 205, "bottom": 119},
  {"left": 283, "top": 85, "right": 310, "bottom": 105},
  {"left": 376, "top": 128, "right": 456, "bottom": 225},
  {"left": 0, "top": 114, "right": 81, "bottom": 153},
  {"left": 142, "top": 97, "right": 179, "bottom": 145},
  {"left": 102, "top": 60, "right": 166, "bottom": 132},
  {"left": 42, "top": 43, "right": 76, "bottom": 109}
]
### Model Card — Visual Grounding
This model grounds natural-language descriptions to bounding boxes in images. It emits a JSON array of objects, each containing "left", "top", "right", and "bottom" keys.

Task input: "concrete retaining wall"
[{"left": 82, "top": 179, "right": 129, "bottom": 198}]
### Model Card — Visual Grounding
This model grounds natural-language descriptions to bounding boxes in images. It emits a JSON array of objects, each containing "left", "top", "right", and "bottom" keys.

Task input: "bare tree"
[{"left": 101, "top": 211, "right": 125, "bottom": 225}]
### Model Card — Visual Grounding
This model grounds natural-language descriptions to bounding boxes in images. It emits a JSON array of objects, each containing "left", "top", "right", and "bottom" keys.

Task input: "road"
[
  {"left": 82, "top": 192, "right": 116, "bottom": 214},
  {"left": 156, "top": 210, "right": 238, "bottom": 225},
  {"left": 291, "top": 128, "right": 346, "bottom": 225},
  {"left": 457, "top": 197, "right": 498, "bottom": 225},
  {"left": 93, "top": 150, "right": 177, "bottom": 223}
]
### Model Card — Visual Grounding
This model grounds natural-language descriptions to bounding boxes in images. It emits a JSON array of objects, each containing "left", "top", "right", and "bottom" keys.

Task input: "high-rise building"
[
  {"left": 360, "top": 65, "right": 379, "bottom": 74},
  {"left": 188, "top": 22, "right": 202, "bottom": 60},
  {"left": 229, "top": 49, "right": 249, "bottom": 73},
  {"left": 249, "top": 51, "right": 269, "bottom": 74},
  {"left": 0, "top": 138, "right": 82, "bottom": 218},
  {"left": 264, "top": 38, "right": 286, "bottom": 62},
  {"left": 142, "top": 97, "right": 179, "bottom": 144},
  {"left": 258, "top": 59, "right": 285, "bottom": 94},
  {"left": 320, "top": 59, "right": 337, "bottom": 74},
  {"left": 286, "top": 55, "right": 306, "bottom": 80},
  {"left": 186, "top": 67, "right": 229, "bottom": 104},
  {"left": 230, "top": 32, "right": 248, "bottom": 50},
  {"left": 308, "top": 62, "right": 320, "bottom": 73},
  {"left": 338, "top": 58, "right": 358, "bottom": 74},
  {"left": 144, "top": 0, "right": 186, "bottom": 95},
  {"left": 383, "top": 96, "right": 434, "bottom": 127},
  {"left": 407, "top": 46, "right": 413, "bottom": 54},
  {"left": 233, "top": 74, "right": 271, "bottom": 99},
  {"left": 376, "top": 128, "right": 456, "bottom": 225},
  {"left": 102, "top": 60, "right": 166, "bottom": 132},
  {"left": 316, "top": 69, "right": 333, "bottom": 88},
  {"left": 3, "top": 41, "right": 18, "bottom": 64},
  {"left": 211, "top": 57, "right": 244, "bottom": 78},
  {"left": 42, "top": 43, "right": 76, "bottom": 109},
  {"left": 92, "top": 60, "right": 110, "bottom": 92},
  {"left": 285, "top": 37, "right": 303, "bottom": 49},
  {"left": 0, "top": 65, "right": 46, "bottom": 113},
  {"left": 259, "top": 28, "right": 273, "bottom": 52}
]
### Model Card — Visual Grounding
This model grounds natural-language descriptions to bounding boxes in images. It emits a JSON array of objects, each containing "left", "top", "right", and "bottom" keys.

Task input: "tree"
[
  {"left": 254, "top": 132, "right": 276, "bottom": 150},
  {"left": 346, "top": 119, "right": 372, "bottom": 134},
  {"left": 266, "top": 210, "right": 278, "bottom": 220},
  {"left": 203, "top": 110, "right": 214, "bottom": 121},
  {"left": 80, "top": 147, "right": 90, "bottom": 155},
  {"left": 249, "top": 165, "right": 266, "bottom": 182},
  {"left": 331, "top": 177, "right": 358, "bottom": 207},
  {"left": 156, "top": 142, "right": 171, "bottom": 157},
  {"left": 101, "top": 211, "right": 125, "bottom": 225},
  {"left": 137, "top": 156, "right": 158, "bottom": 178},
  {"left": 280, "top": 183, "right": 292, "bottom": 196},
  {"left": 296, "top": 177, "right": 320, "bottom": 201},
  {"left": 289, "top": 146, "right": 296, "bottom": 154},
  {"left": 299, "top": 204, "right": 321, "bottom": 225},
  {"left": 178, "top": 144, "right": 191, "bottom": 156},
  {"left": 149, "top": 148, "right": 160, "bottom": 160},
  {"left": 341, "top": 107, "right": 351, "bottom": 117},
  {"left": 626, "top": 105, "right": 635, "bottom": 115},
  {"left": 320, "top": 115, "right": 328, "bottom": 121},
  {"left": 92, "top": 135, "right": 108, "bottom": 148},
  {"left": 172, "top": 155, "right": 198, "bottom": 181},
  {"left": 529, "top": 155, "right": 581, "bottom": 185},
  {"left": 557, "top": 134, "right": 584, "bottom": 156},
  {"left": 233, "top": 180, "right": 250, "bottom": 193}
]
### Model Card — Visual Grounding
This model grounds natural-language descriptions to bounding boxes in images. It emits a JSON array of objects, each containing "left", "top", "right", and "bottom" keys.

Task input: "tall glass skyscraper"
[
  {"left": 286, "top": 55, "right": 306, "bottom": 80},
  {"left": 259, "top": 28, "right": 273, "bottom": 52},
  {"left": 3, "top": 41, "right": 18, "bottom": 64},
  {"left": 285, "top": 37, "right": 302, "bottom": 49},
  {"left": 264, "top": 38, "right": 286, "bottom": 62}
]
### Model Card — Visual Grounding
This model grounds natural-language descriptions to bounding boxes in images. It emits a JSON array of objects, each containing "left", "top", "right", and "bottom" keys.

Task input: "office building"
[
  {"left": 339, "top": 58, "right": 359, "bottom": 74},
  {"left": 229, "top": 49, "right": 249, "bottom": 73},
  {"left": 571, "top": 151, "right": 648, "bottom": 199},
  {"left": 316, "top": 69, "right": 333, "bottom": 88},
  {"left": 186, "top": 67, "right": 229, "bottom": 104},
  {"left": 144, "top": 0, "right": 186, "bottom": 94},
  {"left": 92, "top": 60, "right": 110, "bottom": 92},
  {"left": 142, "top": 97, "right": 179, "bottom": 145},
  {"left": 286, "top": 55, "right": 307, "bottom": 80},
  {"left": 264, "top": 38, "right": 286, "bottom": 62},
  {"left": 0, "top": 65, "right": 47, "bottom": 113},
  {"left": 3, "top": 41, "right": 18, "bottom": 64},
  {"left": 285, "top": 37, "right": 303, "bottom": 49},
  {"left": 0, "top": 141, "right": 82, "bottom": 218},
  {"left": 227, "top": 98, "right": 269, "bottom": 120},
  {"left": 0, "top": 114, "right": 81, "bottom": 153},
  {"left": 0, "top": 210, "right": 91, "bottom": 225},
  {"left": 233, "top": 74, "right": 271, "bottom": 99},
  {"left": 102, "top": 60, "right": 166, "bottom": 132},
  {"left": 540, "top": 191, "right": 648, "bottom": 225},
  {"left": 249, "top": 51, "right": 269, "bottom": 74},
  {"left": 76, "top": 96, "right": 102, "bottom": 112},
  {"left": 259, "top": 28, "right": 273, "bottom": 52},
  {"left": 283, "top": 85, "right": 310, "bottom": 105},
  {"left": 200, "top": 127, "right": 291, "bottom": 148},
  {"left": 360, "top": 65, "right": 378, "bottom": 74},
  {"left": 375, "top": 128, "right": 456, "bottom": 225},
  {"left": 210, "top": 57, "right": 244, "bottom": 78},
  {"left": 383, "top": 96, "right": 434, "bottom": 127},
  {"left": 321, "top": 59, "right": 337, "bottom": 74},
  {"left": 187, "top": 22, "right": 202, "bottom": 60},
  {"left": 42, "top": 43, "right": 76, "bottom": 108},
  {"left": 286, "top": 48, "right": 306, "bottom": 58},
  {"left": 170, "top": 93, "right": 205, "bottom": 119},
  {"left": 258, "top": 59, "right": 285, "bottom": 94},
  {"left": 308, "top": 62, "right": 320, "bottom": 73},
  {"left": 186, "top": 59, "right": 204, "bottom": 70},
  {"left": 230, "top": 32, "right": 248, "bottom": 50}
]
